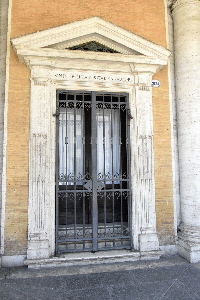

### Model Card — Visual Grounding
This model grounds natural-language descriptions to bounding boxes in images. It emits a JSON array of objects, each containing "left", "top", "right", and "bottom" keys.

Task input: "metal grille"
[
  {"left": 56, "top": 91, "right": 132, "bottom": 254},
  {"left": 68, "top": 41, "right": 119, "bottom": 53}
]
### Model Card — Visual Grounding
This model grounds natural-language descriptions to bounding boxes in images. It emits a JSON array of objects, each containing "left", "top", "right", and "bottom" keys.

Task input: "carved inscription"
[{"left": 53, "top": 72, "right": 134, "bottom": 83}]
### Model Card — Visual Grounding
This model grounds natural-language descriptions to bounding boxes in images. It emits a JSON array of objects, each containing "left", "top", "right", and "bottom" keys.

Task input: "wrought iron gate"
[{"left": 56, "top": 91, "right": 132, "bottom": 254}]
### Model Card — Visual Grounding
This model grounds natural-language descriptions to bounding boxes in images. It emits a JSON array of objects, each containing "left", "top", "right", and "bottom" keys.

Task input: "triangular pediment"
[
  {"left": 11, "top": 17, "right": 170, "bottom": 61},
  {"left": 44, "top": 32, "right": 142, "bottom": 55}
]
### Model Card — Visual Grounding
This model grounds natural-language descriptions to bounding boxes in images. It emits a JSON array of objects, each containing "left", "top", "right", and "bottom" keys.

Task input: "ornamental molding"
[
  {"left": 33, "top": 78, "right": 49, "bottom": 86},
  {"left": 11, "top": 17, "right": 170, "bottom": 68},
  {"left": 172, "top": 0, "right": 200, "bottom": 12},
  {"left": 47, "top": 34, "right": 137, "bottom": 55}
]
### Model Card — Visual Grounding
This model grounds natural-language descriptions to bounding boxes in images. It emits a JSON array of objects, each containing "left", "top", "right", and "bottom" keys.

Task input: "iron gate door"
[{"left": 56, "top": 91, "right": 131, "bottom": 254}]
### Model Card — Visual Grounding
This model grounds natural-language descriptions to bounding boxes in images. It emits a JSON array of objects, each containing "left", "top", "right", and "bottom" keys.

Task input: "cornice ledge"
[
  {"left": 172, "top": 0, "right": 200, "bottom": 12},
  {"left": 16, "top": 48, "right": 168, "bottom": 68}
]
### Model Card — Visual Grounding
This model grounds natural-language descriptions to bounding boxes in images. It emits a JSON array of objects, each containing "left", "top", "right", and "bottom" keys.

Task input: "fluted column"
[{"left": 172, "top": 0, "right": 200, "bottom": 262}]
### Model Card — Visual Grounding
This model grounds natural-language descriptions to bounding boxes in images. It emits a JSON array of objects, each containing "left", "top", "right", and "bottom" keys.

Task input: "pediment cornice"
[{"left": 11, "top": 17, "right": 170, "bottom": 67}]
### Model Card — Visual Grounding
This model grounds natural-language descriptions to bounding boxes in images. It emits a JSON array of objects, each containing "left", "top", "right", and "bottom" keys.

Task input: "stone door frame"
[{"left": 11, "top": 17, "right": 170, "bottom": 261}]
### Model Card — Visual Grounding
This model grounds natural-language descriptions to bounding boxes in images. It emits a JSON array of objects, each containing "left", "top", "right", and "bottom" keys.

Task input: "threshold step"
[{"left": 24, "top": 249, "right": 162, "bottom": 269}]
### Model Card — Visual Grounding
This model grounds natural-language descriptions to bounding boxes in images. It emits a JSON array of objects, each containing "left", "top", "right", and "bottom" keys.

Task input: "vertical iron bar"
[
  {"left": 83, "top": 192, "right": 85, "bottom": 250},
  {"left": 65, "top": 94, "right": 68, "bottom": 250},
  {"left": 119, "top": 97, "right": 124, "bottom": 248},
  {"left": 111, "top": 95, "right": 115, "bottom": 248},
  {"left": 82, "top": 97, "right": 86, "bottom": 250},
  {"left": 55, "top": 91, "right": 60, "bottom": 255},
  {"left": 74, "top": 94, "right": 77, "bottom": 250},
  {"left": 103, "top": 94, "right": 107, "bottom": 249},
  {"left": 127, "top": 94, "right": 132, "bottom": 249},
  {"left": 92, "top": 91, "right": 98, "bottom": 251},
  {"left": 125, "top": 97, "right": 129, "bottom": 248}
]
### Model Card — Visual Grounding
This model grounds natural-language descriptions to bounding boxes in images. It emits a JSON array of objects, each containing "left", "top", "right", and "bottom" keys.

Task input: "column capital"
[{"left": 172, "top": 0, "right": 200, "bottom": 13}]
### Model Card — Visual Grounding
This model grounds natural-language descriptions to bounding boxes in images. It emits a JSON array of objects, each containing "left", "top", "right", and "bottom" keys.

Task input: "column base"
[
  {"left": 178, "top": 224, "right": 200, "bottom": 263},
  {"left": 27, "top": 239, "right": 50, "bottom": 260},
  {"left": 139, "top": 232, "right": 160, "bottom": 252},
  {"left": 179, "top": 239, "right": 200, "bottom": 263}
]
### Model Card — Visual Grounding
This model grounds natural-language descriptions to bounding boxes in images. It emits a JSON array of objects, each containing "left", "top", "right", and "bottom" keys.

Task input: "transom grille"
[{"left": 68, "top": 41, "right": 119, "bottom": 53}]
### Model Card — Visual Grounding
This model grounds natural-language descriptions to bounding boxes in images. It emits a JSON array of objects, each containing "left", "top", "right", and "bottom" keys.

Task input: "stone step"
[{"left": 24, "top": 249, "right": 163, "bottom": 269}]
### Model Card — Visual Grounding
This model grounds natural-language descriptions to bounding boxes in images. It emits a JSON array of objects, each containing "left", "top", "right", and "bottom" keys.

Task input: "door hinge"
[
  {"left": 53, "top": 112, "right": 60, "bottom": 117},
  {"left": 127, "top": 109, "right": 133, "bottom": 119}
]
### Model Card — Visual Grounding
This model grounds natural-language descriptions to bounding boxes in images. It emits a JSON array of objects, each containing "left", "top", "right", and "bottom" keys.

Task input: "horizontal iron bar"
[
  {"left": 58, "top": 238, "right": 93, "bottom": 242},
  {"left": 58, "top": 100, "right": 92, "bottom": 104},
  {"left": 58, "top": 248, "right": 93, "bottom": 253},
  {"left": 58, "top": 236, "right": 130, "bottom": 242},
  {"left": 58, "top": 101, "right": 127, "bottom": 104},
  {"left": 58, "top": 189, "right": 131, "bottom": 193},
  {"left": 58, "top": 179, "right": 130, "bottom": 182},
  {"left": 97, "top": 236, "right": 131, "bottom": 240},
  {"left": 58, "top": 246, "right": 131, "bottom": 253},
  {"left": 97, "top": 246, "right": 131, "bottom": 251},
  {"left": 96, "top": 179, "right": 130, "bottom": 181}
]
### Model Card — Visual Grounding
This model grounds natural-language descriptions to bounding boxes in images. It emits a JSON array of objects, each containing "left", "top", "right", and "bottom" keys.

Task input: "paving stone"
[
  {"left": 85, "top": 269, "right": 136, "bottom": 287},
  {"left": 62, "top": 287, "right": 111, "bottom": 300},
  {"left": 161, "top": 280, "right": 199, "bottom": 300},
  {"left": 0, "top": 280, "right": 63, "bottom": 300},
  {"left": 0, "top": 257, "right": 200, "bottom": 300},
  {"left": 109, "top": 279, "right": 175, "bottom": 300},
  {"left": 3, "top": 276, "right": 66, "bottom": 290},
  {"left": 178, "top": 265, "right": 200, "bottom": 296},
  {"left": 130, "top": 264, "right": 188, "bottom": 283}
]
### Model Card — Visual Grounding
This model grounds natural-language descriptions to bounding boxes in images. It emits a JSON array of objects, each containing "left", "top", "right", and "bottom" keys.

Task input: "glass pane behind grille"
[{"left": 56, "top": 91, "right": 131, "bottom": 253}]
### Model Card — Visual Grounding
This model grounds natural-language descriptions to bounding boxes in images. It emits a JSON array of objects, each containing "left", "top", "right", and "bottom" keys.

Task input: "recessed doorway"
[{"left": 55, "top": 91, "right": 132, "bottom": 254}]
